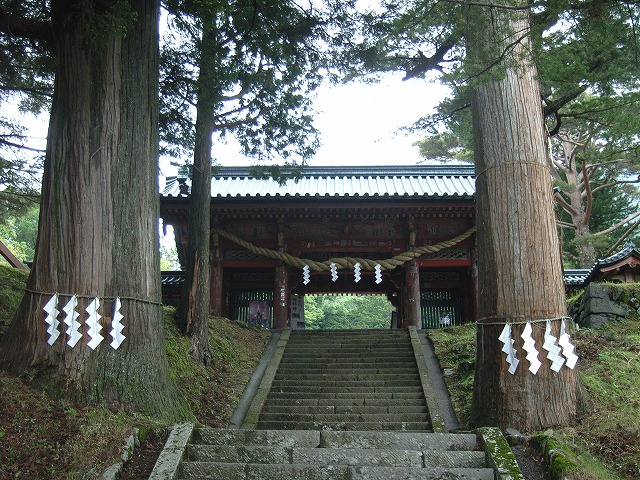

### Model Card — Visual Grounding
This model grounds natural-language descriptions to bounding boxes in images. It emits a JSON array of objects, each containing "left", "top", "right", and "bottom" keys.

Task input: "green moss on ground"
[
  {"left": 428, "top": 304, "right": 640, "bottom": 480},
  {"left": 427, "top": 324, "right": 476, "bottom": 426},
  {"left": 165, "top": 309, "right": 270, "bottom": 426}
]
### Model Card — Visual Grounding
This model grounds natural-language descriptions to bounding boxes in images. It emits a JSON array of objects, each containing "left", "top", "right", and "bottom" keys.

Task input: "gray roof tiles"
[{"left": 162, "top": 165, "right": 476, "bottom": 199}]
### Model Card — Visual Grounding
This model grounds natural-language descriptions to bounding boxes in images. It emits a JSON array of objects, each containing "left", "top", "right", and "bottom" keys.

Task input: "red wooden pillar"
[
  {"left": 209, "top": 257, "right": 223, "bottom": 316},
  {"left": 209, "top": 231, "right": 223, "bottom": 316},
  {"left": 405, "top": 259, "right": 421, "bottom": 328},
  {"left": 273, "top": 262, "right": 289, "bottom": 329},
  {"left": 471, "top": 250, "right": 479, "bottom": 323}
]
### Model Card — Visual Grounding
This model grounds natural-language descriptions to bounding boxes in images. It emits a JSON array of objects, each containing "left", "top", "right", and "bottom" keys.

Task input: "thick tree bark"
[
  {"left": 175, "top": 26, "right": 216, "bottom": 364},
  {"left": 0, "top": 0, "right": 186, "bottom": 420},
  {"left": 468, "top": 2, "right": 581, "bottom": 431}
]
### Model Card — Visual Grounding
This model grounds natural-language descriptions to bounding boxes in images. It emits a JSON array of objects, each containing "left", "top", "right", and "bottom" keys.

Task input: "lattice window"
[
  {"left": 421, "top": 271, "right": 462, "bottom": 282},
  {"left": 231, "top": 272, "right": 274, "bottom": 283},
  {"left": 422, "top": 248, "right": 470, "bottom": 260},
  {"left": 224, "top": 249, "right": 266, "bottom": 261}
]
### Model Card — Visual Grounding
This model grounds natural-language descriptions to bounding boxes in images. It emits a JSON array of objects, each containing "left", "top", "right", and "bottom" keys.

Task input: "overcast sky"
[
  {"left": 196, "top": 72, "right": 449, "bottom": 173},
  {"left": 19, "top": 72, "right": 449, "bottom": 177}
]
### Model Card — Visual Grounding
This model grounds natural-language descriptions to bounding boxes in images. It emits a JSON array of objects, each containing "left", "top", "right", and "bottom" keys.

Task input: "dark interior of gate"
[{"left": 160, "top": 165, "right": 477, "bottom": 330}]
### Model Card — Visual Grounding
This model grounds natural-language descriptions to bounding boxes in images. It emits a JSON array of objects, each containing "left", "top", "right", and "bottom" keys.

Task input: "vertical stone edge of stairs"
[
  {"left": 147, "top": 422, "right": 195, "bottom": 480},
  {"left": 478, "top": 426, "right": 525, "bottom": 480},
  {"left": 240, "top": 328, "right": 291, "bottom": 429},
  {"left": 408, "top": 326, "right": 446, "bottom": 433}
]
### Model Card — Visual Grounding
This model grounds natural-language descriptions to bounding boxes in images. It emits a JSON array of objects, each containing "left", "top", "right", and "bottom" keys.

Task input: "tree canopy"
[{"left": 159, "top": 0, "right": 333, "bottom": 166}]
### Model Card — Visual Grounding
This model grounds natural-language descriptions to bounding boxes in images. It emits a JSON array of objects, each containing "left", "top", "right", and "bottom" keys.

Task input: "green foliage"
[
  {"left": 0, "top": 264, "right": 28, "bottom": 337},
  {"left": 413, "top": 132, "right": 472, "bottom": 163},
  {"left": 304, "top": 294, "right": 394, "bottom": 330},
  {"left": 159, "top": 241, "right": 180, "bottom": 270},
  {"left": 0, "top": 2, "right": 52, "bottom": 206},
  {"left": 0, "top": 204, "right": 38, "bottom": 263},
  {"left": 160, "top": 0, "right": 329, "bottom": 164}
]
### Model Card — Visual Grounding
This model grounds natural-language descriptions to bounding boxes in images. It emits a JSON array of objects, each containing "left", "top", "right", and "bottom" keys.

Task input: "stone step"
[
  {"left": 257, "top": 412, "right": 430, "bottom": 424},
  {"left": 265, "top": 385, "right": 424, "bottom": 394},
  {"left": 191, "top": 429, "right": 477, "bottom": 450},
  {"left": 278, "top": 358, "right": 415, "bottom": 366},
  {"left": 276, "top": 366, "right": 419, "bottom": 375},
  {"left": 280, "top": 353, "right": 414, "bottom": 360},
  {"left": 284, "top": 343, "right": 412, "bottom": 350},
  {"left": 192, "top": 428, "right": 321, "bottom": 447},
  {"left": 272, "top": 373, "right": 420, "bottom": 382},
  {"left": 265, "top": 391, "right": 426, "bottom": 400},
  {"left": 180, "top": 463, "right": 494, "bottom": 480},
  {"left": 255, "top": 420, "right": 432, "bottom": 431},
  {"left": 281, "top": 351, "right": 413, "bottom": 358},
  {"left": 270, "top": 378, "right": 422, "bottom": 388},
  {"left": 287, "top": 330, "right": 409, "bottom": 337},
  {"left": 283, "top": 343, "right": 413, "bottom": 350},
  {"left": 319, "top": 431, "right": 478, "bottom": 450},
  {"left": 187, "top": 445, "right": 433, "bottom": 467},
  {"left": 260, "top": 405, "right": 428, "bottom": 415},
  {"left": 262, "top": 397, "right": 427, "bottom": 407}
]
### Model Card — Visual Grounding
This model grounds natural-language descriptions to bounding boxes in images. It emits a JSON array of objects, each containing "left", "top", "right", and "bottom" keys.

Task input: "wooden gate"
[{"left": 420, "top": 289, "right": 463, "bottom": 329}]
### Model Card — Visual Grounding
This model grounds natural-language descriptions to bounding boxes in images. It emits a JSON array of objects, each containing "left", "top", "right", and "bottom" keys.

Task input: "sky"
[
  {"left": 19, "top": 72, "right": 450, "bottom": 178},
  {"left": 174, "top": 73, "right": 449, "bottom": 175}
]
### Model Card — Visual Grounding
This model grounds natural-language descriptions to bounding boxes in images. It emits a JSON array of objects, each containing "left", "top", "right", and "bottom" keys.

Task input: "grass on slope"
[
  {"left": 0, "top": 266, "right": 270, "bottom": 479},
  {"left": 428, "top": 308, "right": 640, "bottom": 480}
]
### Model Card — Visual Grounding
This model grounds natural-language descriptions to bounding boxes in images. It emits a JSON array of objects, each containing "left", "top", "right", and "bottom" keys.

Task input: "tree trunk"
[
  {"left": 557, "top": 143, "right": 597, "bottom": 267},
  {"left": 468, "top": 2, "right": 581, "bottom": 431},
  {"left": 175, "top": 25, "right": 217, "bottom": 364},
  {"left": 0, "top": 0, "right": 187, "bottom": 421}
]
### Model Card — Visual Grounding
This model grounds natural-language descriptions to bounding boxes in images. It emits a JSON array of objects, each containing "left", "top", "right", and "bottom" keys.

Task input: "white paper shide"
[
  {"left": 43, "top": 294, "right": 61, "bottom": 346},
  {"left": 110, "top": 297, "right": 126, "bottom": 350},
  {"left": 521, "top": 322, "right": 542, "bottom": 375},
  {"left": 85, "top": 297, "right": 104, "bottom": 350},
  {"left": 63, "top": 295, "right": 82, "bottom": 348},
  {"left": 499, "top": 323, "right": 519, "bottom": 375}
]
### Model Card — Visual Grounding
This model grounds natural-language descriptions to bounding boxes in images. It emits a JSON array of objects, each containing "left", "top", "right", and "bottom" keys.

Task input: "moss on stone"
[{"left": 477, "top": 426, "right": 524, "bottom": 480}]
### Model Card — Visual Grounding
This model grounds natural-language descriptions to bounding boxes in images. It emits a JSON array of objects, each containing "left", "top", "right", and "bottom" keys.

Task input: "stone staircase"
[
  {"left": 257, "top": 329, "right": 431, "bottom": 431},
  {"left": 152, "top": 329, "right": 520, "bottom": 479},
  {"left": 177, "top": 427, "right": 493, "bottom": 479}
]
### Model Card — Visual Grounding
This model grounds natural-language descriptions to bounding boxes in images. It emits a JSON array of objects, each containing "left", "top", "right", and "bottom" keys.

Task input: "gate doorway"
[{"left": 304, "top": 294, "right": 394, "bottom": 330}]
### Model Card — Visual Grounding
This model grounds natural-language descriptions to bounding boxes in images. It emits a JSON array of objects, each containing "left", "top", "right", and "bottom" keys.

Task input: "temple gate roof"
[{"left": 163, "top": 164, "right": 475, "bottom": 199}]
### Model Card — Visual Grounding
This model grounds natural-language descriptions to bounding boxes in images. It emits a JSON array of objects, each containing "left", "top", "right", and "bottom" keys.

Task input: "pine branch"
[
  {"left": 0, "top": 8, "right": 52, "bottom": 44},
  {"left": 402, "top": 38, "right": 457, "bottom": 81},
  {"left": 604, "top": 217, "right": 640, "bottom": 256},
  {"left": 593, "top": 211, "right": 640, "bottom": 236}
]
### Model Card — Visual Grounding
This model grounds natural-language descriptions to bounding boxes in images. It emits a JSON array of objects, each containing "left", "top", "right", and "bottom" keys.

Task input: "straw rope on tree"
[{"left": 214, "top": 227, "right": 476, "bottom": 272}]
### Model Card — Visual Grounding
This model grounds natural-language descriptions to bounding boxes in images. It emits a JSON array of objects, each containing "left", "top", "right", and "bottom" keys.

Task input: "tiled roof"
[
  {"left": 162, "top": 165, "right": 476, "bottom": 199},
  {"left": 563, "top": 269, "right": 591, "bottom": 286},
  {"left": 596, "top": 241, "right": 640, "bottom": 267},
  {"left": 161, "top": 271, "right": 184, "bottom": 287},
  {"left": 563, "top": 242, "right": 640, "bottom": 287}
]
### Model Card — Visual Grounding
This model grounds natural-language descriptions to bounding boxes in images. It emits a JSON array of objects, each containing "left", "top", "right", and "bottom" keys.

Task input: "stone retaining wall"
[{"left": 569, "top": 283, "right": 640, "bottom": 328}]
